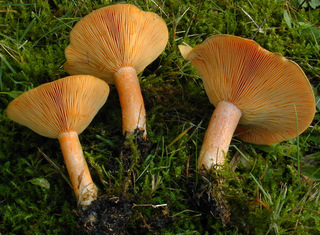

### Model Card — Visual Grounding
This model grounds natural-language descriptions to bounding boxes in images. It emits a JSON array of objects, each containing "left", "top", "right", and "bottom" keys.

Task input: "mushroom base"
[{"left": 58, "top": 131, "right": 98, "bottom": 207}]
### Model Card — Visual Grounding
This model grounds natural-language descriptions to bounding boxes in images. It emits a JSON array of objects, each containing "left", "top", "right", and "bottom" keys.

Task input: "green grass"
[{"left": 0, "top": 0, "right": 320, "bottom": 234}]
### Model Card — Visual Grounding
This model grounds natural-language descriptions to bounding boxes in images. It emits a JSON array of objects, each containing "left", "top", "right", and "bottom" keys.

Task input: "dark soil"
[
  {"left": 77, "top": 197, "right": 133, "bottom": 235},
  {"left": 119, "top": 128, "right": 151, "bottom": 168},
  {"left": 77, "top": 129, "right": 153, "bottom": 234},
  {"left": 187, "top": 172, "right": 231, "bottom": 225},
  {"left": 103, "top": 128, "right": 151, "bottom": 176}
]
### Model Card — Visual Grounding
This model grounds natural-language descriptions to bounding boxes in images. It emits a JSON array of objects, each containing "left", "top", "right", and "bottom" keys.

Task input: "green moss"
[{"left": 1, "top": 0, "right": 319, "bottom": 234}]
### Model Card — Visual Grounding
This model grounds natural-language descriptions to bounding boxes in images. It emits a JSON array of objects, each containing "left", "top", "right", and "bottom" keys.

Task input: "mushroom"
[
  {"left": 179, "top": 34, "right": 315, "bottom": 170},
  {"left": 64, "top": 4, "right": 169, "bottom": 138},
  {"left": 6, "top": 75, "right": 110, "bottom": 207}
]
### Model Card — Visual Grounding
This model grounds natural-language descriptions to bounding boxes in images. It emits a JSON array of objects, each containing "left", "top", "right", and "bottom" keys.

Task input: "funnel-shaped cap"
[
  {"left": 7, "top": 75, "right": 110, "bottom": 138},
  {"left": 64, "top": 4, "right": 169, "bottom": 84},
  {"left": 182, "top": 35, "right": 315, "bottom": 145}
]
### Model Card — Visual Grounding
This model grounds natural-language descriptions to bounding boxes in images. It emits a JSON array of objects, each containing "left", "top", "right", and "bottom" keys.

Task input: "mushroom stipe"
[{"left": 115, "top": 67, "right": 146, "bottom": 137}]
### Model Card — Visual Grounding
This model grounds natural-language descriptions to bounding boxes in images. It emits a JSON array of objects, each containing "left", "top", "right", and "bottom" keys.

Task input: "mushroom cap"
[
  {"left": 6, "top": 75, "right": 110, "bottom": 138},
  {"left": 64, "top": 4, "right": 169, "bottom": 84},
  {"left": 181, "top": 34, "right": 315, "bottom": 145}
]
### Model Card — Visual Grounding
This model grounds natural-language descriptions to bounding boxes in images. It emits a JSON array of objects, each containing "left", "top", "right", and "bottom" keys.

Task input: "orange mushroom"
[
  {"left": 6, "top": 75, "right": 110, "bottom": 207},
  {"left": 179, "top": 34, "right": 315, "bottom": 170},
  {"left": 64, "top": 4, "right": 169, "bottom": 138}
]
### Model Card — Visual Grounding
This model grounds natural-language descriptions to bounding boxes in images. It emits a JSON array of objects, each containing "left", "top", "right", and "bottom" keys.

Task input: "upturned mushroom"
[
  {"left": 64, "top": 4, "right": 169, "bottom": 138},
  {"left": 6, "top": 75, "right": 110, "bottom": 207},
  {"left": 179, "top": 34, "right": 315, "bottom": 170}
]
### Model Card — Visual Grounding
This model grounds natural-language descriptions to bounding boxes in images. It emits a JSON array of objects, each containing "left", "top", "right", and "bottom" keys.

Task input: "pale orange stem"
[
  {"left": 198, "top": 101, "right": 242, "bottom": 170},
  {"left": 115, "top": 67, "right": 146, "bottom": 137},
  {"left": 58, "top": 131, "right": 97, "bottom": 207}
]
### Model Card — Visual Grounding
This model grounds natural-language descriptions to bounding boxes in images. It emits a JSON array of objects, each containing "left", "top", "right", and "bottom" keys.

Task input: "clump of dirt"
[
  {"left": 77, "top": 197, "right": 133, "bottom": 235},
  {"left": 120, "top": 128, "right": 151, "bottom": 161},
  {"left": 119, "top": 128, "right": 151, "bottom": 170},
  {"left": 187, "top": 172, "right": 231, "bottom": 225},
  {"left": 105, "top": 128, "right": 151, "bottom": 178},
  {"left": 185, "top": 168, "right": 253, "bottom": 233},
  {"left": 77, "top": 130, "right": 153, "bottom": 234},
  {"left": 102, "top": 128, "right": 151, "bottom": 177}
]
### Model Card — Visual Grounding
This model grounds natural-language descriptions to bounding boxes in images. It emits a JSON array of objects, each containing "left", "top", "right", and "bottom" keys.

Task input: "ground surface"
[{"left": 0, "top": 0, "right": 320, "bottom": 234}]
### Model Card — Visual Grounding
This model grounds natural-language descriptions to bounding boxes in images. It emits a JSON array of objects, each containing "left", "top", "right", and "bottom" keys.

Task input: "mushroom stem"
[
  {"left": 198, "top": 101, "right": 242, "bottom": 170},
  {"left": 115, "top": 66, "right": 146, "bottom": 137},
  {"left": 58, "top": 131, "right": 97, "bottom": 207}
]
